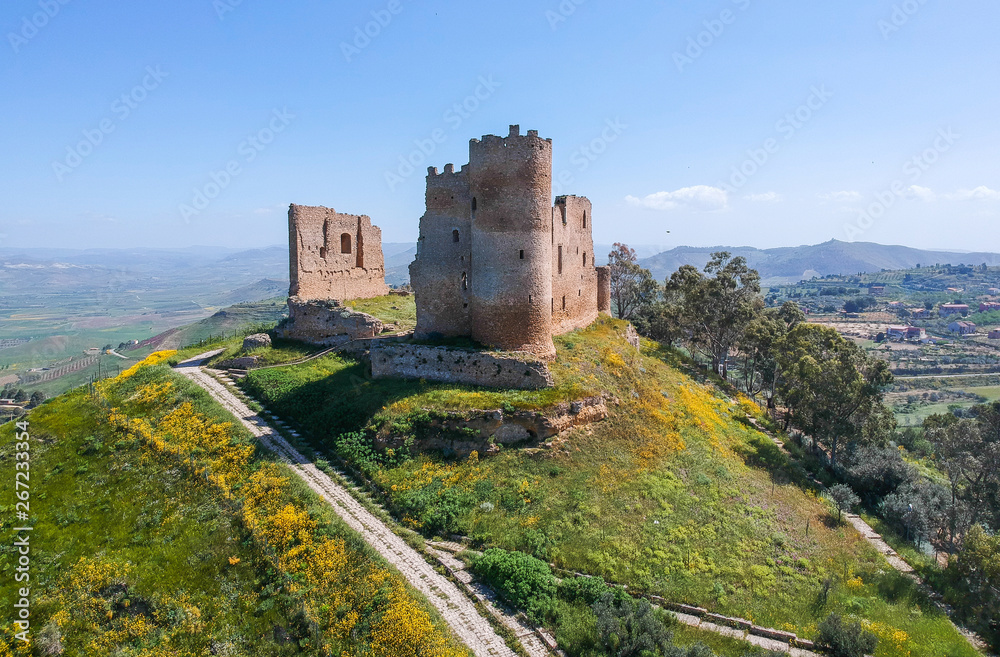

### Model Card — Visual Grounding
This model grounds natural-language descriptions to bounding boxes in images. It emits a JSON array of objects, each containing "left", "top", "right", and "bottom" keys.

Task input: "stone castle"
[
  {"left": 410, "top": 125, "right": 610, "bottom": 359},
  {"left": 285, "top": 125, "right": 610, "bottom": 363}
]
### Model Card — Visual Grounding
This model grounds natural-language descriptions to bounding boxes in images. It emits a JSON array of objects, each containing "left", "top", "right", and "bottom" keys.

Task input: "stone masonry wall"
[
  {"left": 596, "top": 266, "right": 611, "bottom": 313},
  {"left": 410, "top": 165, "right": 473, "bottom": 339},
  {"left": 279, "top": 296, "right": 384, "bottom": 346},
  {"left": 551, "top": 195, "right": 599, "bottom": 335},
  {"left": 370, "top": 343, "right": 554, "bottom": 390},
  {"left": 288, "top": 204, "right": 389, "bottom": 301}
]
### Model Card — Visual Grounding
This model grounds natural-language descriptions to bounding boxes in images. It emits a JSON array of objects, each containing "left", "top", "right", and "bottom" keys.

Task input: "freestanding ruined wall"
[
  {"left": 552, "top": 195, "right": 599, "bottom": 334},
  {"left": 468, "top": 126, "right": 555, "bottom": 359},
  {"left": 596, "top": 266, "right": 611, "bottom": 314},
  {"left": 288, "top": 204, "right": 389, "bottom": 301}
]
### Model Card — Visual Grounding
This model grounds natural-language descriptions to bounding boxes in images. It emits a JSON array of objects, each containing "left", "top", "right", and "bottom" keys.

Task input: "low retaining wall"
[{"left": 370, "top": 343, "right": 554, "bottom": 390}]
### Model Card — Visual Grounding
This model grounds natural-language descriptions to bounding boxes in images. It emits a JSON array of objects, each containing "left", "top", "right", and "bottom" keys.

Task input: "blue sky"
[{"left": 2, "top": 0, "right": 998, "bottom": 252}]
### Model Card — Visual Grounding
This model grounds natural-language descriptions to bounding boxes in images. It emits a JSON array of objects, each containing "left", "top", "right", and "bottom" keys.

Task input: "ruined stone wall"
[
  {"left": 596, "top": 266, "right": 611, "bottom": 313},
  {"left": 370, "top": 343, "right": 554, "bottom": 390},
  {"left": 288, "top": 204, "right": 389, "bottom": 301},
  {"left": 279, "top": 296, "right": 384, "bottom": 346},
  {"left": 551, "top": 195, "right": 599, "bottom": 335},
  {"left": 409, "top": 165, "right": 473, "bottom": 339},
  {"left": 468, "top": 126, "right": 555, "bottom": 359}
]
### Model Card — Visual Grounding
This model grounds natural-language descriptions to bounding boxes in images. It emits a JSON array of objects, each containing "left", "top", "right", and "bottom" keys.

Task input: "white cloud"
[
  {"left": 744, "top": 192, "right": 782, "bottom": 203},
  {"left": 948, "top": 186, "right": 1000, "bottom": 201},
  {"left": 626, "top": 185, "right": 728, "bottom": 212},
  {"left": 907, "top": 185, "right": 936, "bottom": 202},
  {"left": 819, "top": 190, "right": 862, "bottom": 202}
]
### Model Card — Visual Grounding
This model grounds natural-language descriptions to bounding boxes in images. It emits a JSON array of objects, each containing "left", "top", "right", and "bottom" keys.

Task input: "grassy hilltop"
[{"left": 180, "top": 301, "right": 979, "bottom": 657}]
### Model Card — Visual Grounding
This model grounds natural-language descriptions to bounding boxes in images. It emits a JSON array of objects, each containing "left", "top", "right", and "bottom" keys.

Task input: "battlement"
[
  {"left": 469, "top": 125, "right": 552, "bottom": 151},
  {"left": 427, "top": 163, "right": 469, "bottom": 178}
]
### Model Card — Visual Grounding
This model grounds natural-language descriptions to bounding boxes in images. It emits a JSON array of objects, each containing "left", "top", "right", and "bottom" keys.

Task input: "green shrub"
[
  {"left": 815, "top": 613, "right": 878, "bottom": 657},
  {"left": 592, "top": 592, "right": 674, "bottom": 657},
  {"left": 560, "top": 576, "right": 614, "bottom": 606},
  {"left": 472, "top": 548, "right": 556, "bottom": 621}
]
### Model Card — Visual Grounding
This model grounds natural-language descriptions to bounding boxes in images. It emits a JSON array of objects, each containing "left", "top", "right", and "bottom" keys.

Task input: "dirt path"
[{"left": 174, "top": 351, "right": 523, "bottom": 657}]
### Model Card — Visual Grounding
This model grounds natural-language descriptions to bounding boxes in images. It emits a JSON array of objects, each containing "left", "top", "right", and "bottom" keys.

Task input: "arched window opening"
[
  {"left": 583, "top": 253, "right": 587, "bottom": 266},
  {"left": 558, "top": 245, "right": 563, "bottom": 274},
  {"left": 583, "top": 210, "right": 588, "bottom": 228},
  {"left": 452, "top": 229, "right": 460, "bottom": 243},
  {"left": 562, "top": 296, "right": 566, "bottom": 310},
  {"left": 471, "top": 197, "right": 478, "bottom": 212},
  {"left": 340, "top": 233, "right": 352, "bottom": 254},
  {"left": 519, "top": 250, "right": 524, "bottom": 260},
  {"left": 461, "top": 272, "right": 468, "bottom": 291}
]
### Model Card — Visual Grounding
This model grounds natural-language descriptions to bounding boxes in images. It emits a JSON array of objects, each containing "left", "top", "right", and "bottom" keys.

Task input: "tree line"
[{"left": 608, "top": 244, "right": 1000, "bottom": 649}]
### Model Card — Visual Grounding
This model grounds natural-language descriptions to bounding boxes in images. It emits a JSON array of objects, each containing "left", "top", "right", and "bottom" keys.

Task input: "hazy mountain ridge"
[{"left": 639, "top": 240, "right": 1000, "bottom": 285}]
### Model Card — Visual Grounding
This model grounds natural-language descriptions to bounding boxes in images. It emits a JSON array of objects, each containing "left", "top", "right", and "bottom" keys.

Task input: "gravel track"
[{"left": 175, "top": 352, "right": 520, "bottom": 657}]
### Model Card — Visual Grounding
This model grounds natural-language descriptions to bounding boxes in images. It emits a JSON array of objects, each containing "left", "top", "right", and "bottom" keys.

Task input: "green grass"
[
  {"left": 239, "top": 316, "right": 980, "bottom": 657},
  {"left": 345, "top": 294, "right": 417, "bottom": 331},
  {"left": 0, "top": 392, "right": 310, "bottom": 654}
]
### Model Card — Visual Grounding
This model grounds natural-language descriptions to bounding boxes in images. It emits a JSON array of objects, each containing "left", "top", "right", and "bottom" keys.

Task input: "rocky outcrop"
[
  {"left": 624, "top": 324, "right": 640, "bottom": 350},
  {"left": 279, "top": 296, "right": 384, "bottom": 346},
  {"left": 215, "top": 356, "right": 261, "bottom": 370},
  {"left": 375, "top": 396, "right": 608, "bottom": 457},
  {"left": 243, "top": 333, "right": 272, "bottom": 350}
]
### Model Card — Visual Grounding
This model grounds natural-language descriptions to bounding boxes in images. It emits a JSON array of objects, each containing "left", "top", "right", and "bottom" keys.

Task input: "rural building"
[
  {"left": 948, "top": 320, "right": 977, "bottom": 336},
  {"left": 989, "top": 287, "right": 1000, "bottom": 296},
  {"left": 979, "top": 302, "right": 1000, "bottom": 313},
  {"left": 886, "top": 326, "right": 926, "bottom": 341},
  {"left": 989, "top": 329, "right": 1000, "bottom": 339},
  {"left": 868, "top": 285, "right": 885, "bottom": 296},
  {"left": 940, "top": 303, "right": 970, "bottom": 317},
  {"left": 909, "top": 308, "right": 930, "bottom": 319},
  {"left": 886, "top": 326, "right": 908, "bottom": 340},
  {"left": 409, "top": 125, "right": 611, "bottom": 359}
]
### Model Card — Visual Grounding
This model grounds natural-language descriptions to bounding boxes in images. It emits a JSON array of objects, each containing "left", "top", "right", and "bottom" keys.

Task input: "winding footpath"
[{"left": 175, "top": 352, "right": 522, "bottom": 657}]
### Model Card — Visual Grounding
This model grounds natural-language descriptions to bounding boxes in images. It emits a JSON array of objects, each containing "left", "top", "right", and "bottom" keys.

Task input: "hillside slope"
[{"left": 232, "top": 315, "right": 977, "bottom": 657}]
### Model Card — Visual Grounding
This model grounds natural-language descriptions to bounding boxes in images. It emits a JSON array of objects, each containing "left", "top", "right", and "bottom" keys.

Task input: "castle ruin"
[
  {"left": 410, "top": 125, "right": 611, "bottom": 359},
  {"left": 283, "top": 125, "right": 610, "bottom": 369}
]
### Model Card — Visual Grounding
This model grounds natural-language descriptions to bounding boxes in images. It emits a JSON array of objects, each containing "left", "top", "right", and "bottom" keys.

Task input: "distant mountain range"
[
  {"left": 5, "top": 240, "right": 1000, "bottom": 300},
  {"left": 637, "top": 240, "right": 1000, "bottom": 286}
]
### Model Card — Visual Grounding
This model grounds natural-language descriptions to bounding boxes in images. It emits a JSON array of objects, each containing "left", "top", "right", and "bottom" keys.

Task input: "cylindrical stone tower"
[{"left": 468, "top": 125, "right": 555, "bottom": 359}]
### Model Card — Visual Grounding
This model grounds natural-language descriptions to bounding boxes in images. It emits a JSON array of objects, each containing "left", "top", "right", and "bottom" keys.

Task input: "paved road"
[{"left": 175, "top": 352, "right": 520, "bottom": 657}]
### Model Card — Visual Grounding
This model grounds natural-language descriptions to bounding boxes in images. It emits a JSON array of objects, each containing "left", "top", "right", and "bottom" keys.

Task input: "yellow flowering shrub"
[
  {"left": 862, "top": 619, "right": 912, "bottom": 656},
  {"left": 95, "top": 364, "right": 466, "bottom": 657}
]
